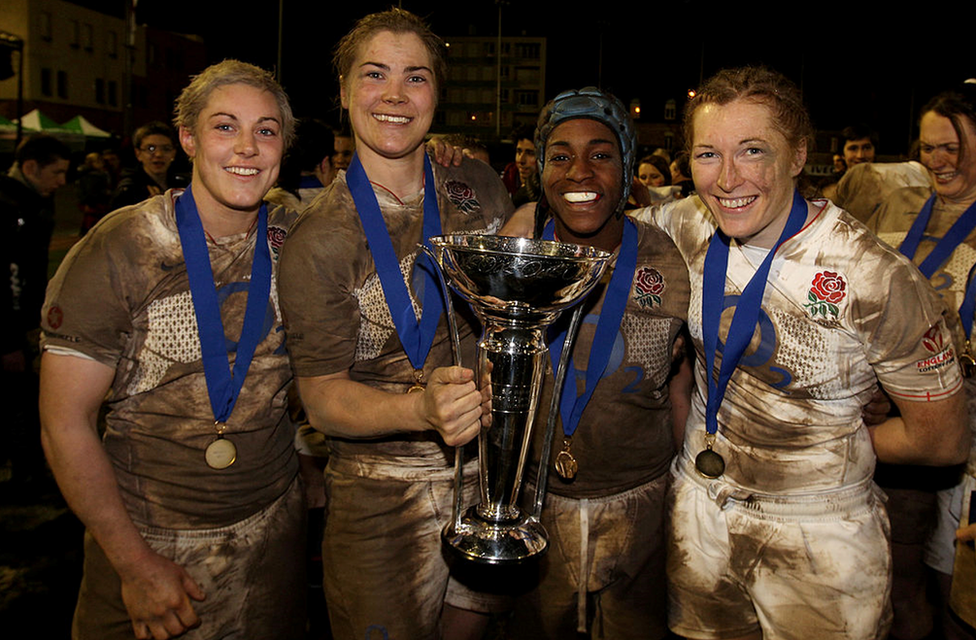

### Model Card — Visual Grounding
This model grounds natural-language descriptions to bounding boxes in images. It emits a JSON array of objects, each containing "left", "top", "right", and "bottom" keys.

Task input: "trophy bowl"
[
  {"left": 429, "top": 234, "right": 611, "bottom": 326},
  {"left": 427, "top": 233, "right": 611, "bottom": 564}
]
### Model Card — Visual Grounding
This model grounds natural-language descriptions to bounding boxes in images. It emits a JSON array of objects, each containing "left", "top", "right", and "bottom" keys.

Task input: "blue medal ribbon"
[
  {"left": 545, "top": 216, "right": 638, "bottom": 440},
  {"left": 346, "top": 153, "right": 444, "bottom": 370},
  {"left": 899, "top": 194, "right": 976, "bottom": 340},
  {"left": 701, "top": 190, "right": 808, "bottom": 437},
  {"left": 175, "top": 185, "right": 272, "bottom": 423},
  {"left": 961, "top": 263, "right": 976, "bottom": 342}
]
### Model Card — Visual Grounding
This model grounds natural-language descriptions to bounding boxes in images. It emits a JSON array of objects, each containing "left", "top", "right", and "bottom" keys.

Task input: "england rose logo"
[
  {"left": 804, "top": 270, "right": 846, "bottom": 319},
  {"left": 917, "top": 323, "right": 955, "bottom": 374},
  {"left": 634, "top": 267, "right": 666, "bottom": 308},
  {"left": 267, "top": 226, "right": 287, "bottom": 257},
  {"left": 444, "top": 180, "right": 481, "bottom": 214}
]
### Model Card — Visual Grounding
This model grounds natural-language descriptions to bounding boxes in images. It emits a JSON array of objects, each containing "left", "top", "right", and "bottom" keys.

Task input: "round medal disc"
[
  {"left": 554, "top": 449, "right": 578, "bottom": 481},
  {"left": 695, "top": 448, "right": 725, "bottom": 479},
  {"left": 961, "top": 353, "right": 976, "bottom": 378},
  {"left": 205, "top": 437, "right": 237, "bottom": 470},
  {"left": 406, "top": 384, "right": 425, "bottom": 394}
]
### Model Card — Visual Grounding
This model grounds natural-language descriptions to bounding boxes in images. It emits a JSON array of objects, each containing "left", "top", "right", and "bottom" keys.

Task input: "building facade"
[
  {"left": 438, "top": 35, "right": 546, "bottom": 142},
  {"left": 0, "top": 0, "right": 203, "bottom": 138}
]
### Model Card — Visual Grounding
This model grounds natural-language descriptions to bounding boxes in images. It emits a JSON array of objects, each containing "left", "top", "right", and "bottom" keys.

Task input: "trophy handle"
[
  {"left": 419, "top": 243, "right": 466, "bottom": 531},
  {"left": 531, "top": 303, "right": 586, "bottom": 519}
]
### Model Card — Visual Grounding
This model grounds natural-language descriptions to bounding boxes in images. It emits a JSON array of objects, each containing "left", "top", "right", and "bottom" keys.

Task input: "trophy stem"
[
  {"left": 442, "top": 317, "right": 552, "bottom": 564},
  {"left": 475, "top": 320, "right": 545, "bottom": 520}
]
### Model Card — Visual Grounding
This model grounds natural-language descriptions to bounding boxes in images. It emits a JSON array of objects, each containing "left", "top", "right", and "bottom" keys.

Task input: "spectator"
[
  {"left": 110, "top": 121, "right": 188, "bottom": 210},
  {"left": 0, "top": 134, "right": 70, "bottom": 487},
  {"left": 841, "top": 124, "right": 877, "bottom": 168},
  {"left": 332, "top": 126, "right": 355, "bottom": 173},
  {"left": 76, "top": 151, "right": 112, "bottom": 234},
  {"left": 669, "top": 150, "right": 694, "bottom": 198}
]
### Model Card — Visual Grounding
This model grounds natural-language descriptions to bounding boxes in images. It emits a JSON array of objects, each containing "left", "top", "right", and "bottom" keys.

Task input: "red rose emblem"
[
  {"left": 810, "top": 271, "right": 846, "bottom": 304},
  {"left": 267, "top": 226, "right": 287, "bottom": 250},
  {"left": 445, "top": 180, "right": 474, "bottom": 201},
  {"left": 634, "top": 267, "right": 666, "bottom": 308},
  {"left": 804, "top": 271, "right": 846, "bottom": 319},
  {"left": 635, "top": 267, "right": 665, "bottom": 296},
  {"left": 444, "top": 180, "right": 481, "bottom": 214}
]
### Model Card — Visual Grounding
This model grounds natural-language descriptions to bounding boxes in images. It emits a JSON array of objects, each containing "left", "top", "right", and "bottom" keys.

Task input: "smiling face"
[
  {"left": 340, "top": 30, "right": 436, "bottom": 169},
  {"left": 843, "top": 137, "right": 874, "bottom": 167},
  {"left": 543, "top": 118, "right": 624, "bottom": 252},
  {"left": 179, "top": 83, "right": 284, "bottom": 234},
  {"left": 691, "top": 98, "right": 806, "bottom": 248},
  {"left": 638, "top": 161, "right": 666, "bottom": 188},
  {"left": 919, "top": 111, "right": 976, "bottom": 205},
  {"left": 135, "top": 133, "right": 176, "bottom": 183}
]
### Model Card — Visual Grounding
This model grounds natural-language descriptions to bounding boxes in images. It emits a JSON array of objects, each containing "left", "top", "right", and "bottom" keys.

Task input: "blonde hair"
[{"left": 174, "top": 59, "right": 295, "bottom": 147}]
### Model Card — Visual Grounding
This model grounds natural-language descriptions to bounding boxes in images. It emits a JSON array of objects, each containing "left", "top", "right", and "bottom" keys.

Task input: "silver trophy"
[{"left": 424, "top": 233, "right": 611, "bottom": 564}]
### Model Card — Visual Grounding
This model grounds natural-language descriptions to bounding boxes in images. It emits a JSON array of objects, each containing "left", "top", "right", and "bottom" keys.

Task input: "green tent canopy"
[{"left": 61, "top": 115, "right": 111, "bottom": 138}]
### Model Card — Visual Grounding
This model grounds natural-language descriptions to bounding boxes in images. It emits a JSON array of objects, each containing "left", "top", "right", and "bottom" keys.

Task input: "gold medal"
[
  {"left": 205, "top": 422, "right": 236, "bottom": 470},
  {"left": 205, "top": 437, "right": 237, "bottom": 470},
  {"left": 695, "top": 434, "right": 725, "bottom": 479},
  {"left": 554, "top": 438, "right": 578, "bottom": 480},
  {"left": 407, "top": 369, "right": 426, "bottom": 393},
  {"left": 962, "top": 342, "right": 976, "bottom": 379}
]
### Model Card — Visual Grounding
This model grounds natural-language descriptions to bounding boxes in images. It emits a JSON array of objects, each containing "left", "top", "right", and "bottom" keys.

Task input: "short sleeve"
[
  {"left": 859, "top": 258, "right": 962, "bottom": 402},
  {"left": 278, "top": 201, "right": 365, "bottom": 378},
  {"left": 40, "top": 223, "right": 134, "bottom": 368}
]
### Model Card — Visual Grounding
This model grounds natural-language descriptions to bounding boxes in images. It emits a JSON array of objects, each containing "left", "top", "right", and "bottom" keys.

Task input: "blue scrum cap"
[{"left": 535, "top": 87, "right": 637, "bottom": 213}]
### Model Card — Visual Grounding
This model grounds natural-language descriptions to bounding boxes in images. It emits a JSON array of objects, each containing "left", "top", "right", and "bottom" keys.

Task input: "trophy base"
[{"left": 442, "top": 507, "right": 548, "bottom": 565}]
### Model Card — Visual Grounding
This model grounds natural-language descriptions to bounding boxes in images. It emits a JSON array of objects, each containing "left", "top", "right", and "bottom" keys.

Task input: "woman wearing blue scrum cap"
[{"left": 502, "top": 87, "right": 691, "bottom": 639}]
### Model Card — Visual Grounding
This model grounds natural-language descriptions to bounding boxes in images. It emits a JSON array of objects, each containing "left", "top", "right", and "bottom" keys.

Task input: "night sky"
[{"left": 73, "top": 0, "right": 973, "bottom": 156}]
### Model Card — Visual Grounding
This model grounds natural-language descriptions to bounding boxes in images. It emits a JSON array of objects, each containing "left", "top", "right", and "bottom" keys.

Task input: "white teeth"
[
  {"left": 936, "top": 171, "right": 958, "bottom": 181},
  {"left": 374, "top": 114, "right": 410, "bottom": 124},
  {"left": 226, "top": 167, "right": 259, "bottom": 176},
  {"left": 718, "top": 196, "right": 757, "bottom": 209},
  {"left": 563, "top": 191, "right": 598, "bottom": 203}
]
